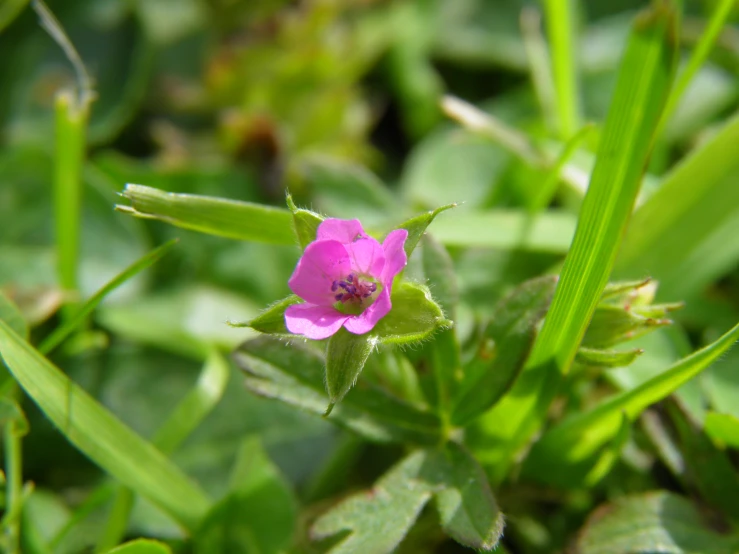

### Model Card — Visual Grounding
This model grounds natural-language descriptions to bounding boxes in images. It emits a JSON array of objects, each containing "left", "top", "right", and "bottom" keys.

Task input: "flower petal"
[
  {"left": 380, "top": 229, "right": 408, "bottom": 283},
  {"left": 316, "top": 218, "right": 368, "bottom": 244},
  {"left": 343, "top": 287, "right": 391, "bottom": 335},
  {"left": 285, "top": 304, "right": 349, "bottom": 340},
  {"left": 288, "top": 240, "right": 351, "bottom": 305},
  {"left": 345, "top": 237, "right": 386, "bottom": 277}
]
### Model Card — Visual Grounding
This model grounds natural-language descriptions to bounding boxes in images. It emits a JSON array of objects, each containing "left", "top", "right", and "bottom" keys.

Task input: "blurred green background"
[{"left": 2, "top": 0, "right": 739, "bottom": 552}]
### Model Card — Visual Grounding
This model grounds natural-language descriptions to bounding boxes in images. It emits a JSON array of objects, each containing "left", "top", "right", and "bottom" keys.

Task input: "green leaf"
[
  {"left": 451, "top": 276, "right": 557, "bottom": 426},
  {"left": 575, "top": 347, "right": 644, "bottom": 368},
  {"left": 228, "top": 295, "right": 301, "bottom": 336},
  {"left": 421, "top": 233, "right": 458, "bottom": 321},
  {"left": 194, "top": 436, "right": 297, "bottom": 554},
  {"left": 312, "top": 444, "right": 504, "bottom": 553},
  {"left": 395, "top": 204, "right": 456, "bottom": 259},
  {"left": 325, "top": 328, "right": 377, "bottom": 415},
  {"left": 103, "top": 539, "right": 172, "bottom": 554},
  {"left": 311, "top": 450, "right": 433, "bottom": 554},
  {"left": 422, "top": 443, "right": 504, "bottom": 551},
  {"left": 234, "top": 337, "right": 442, "bottom": 444},
  {"left": 38, "top": 239, "right": 178, "bottom": 355},
  {"left": 668, "top": 403, "right": 739, "bottom": 524},
  {"left": 470, "top": 4, "right": 678, "bottom": 482},
  {"left": 523, "top": 321, "right": 739, "bottom": 488},
  {"left": 0, "top": 320, "right": 211, "bottom": 530},
  {"left": 0, "top": 291, "right": 28, "bottom": 340},
  {"left": 705, "top": 412, "right": 739, "bottom": 449},
  {"left": 372, "top": 282, "right": 450, "bottom": 345},
  {"left": 286, "top": 194, "right": 323, "bottom": 249},
  {"left": 429, "top": 209, "right": 576, "bottom": 253},
  {"left": 576, "top": 492, "right": 739, "bottom": 554},
  {"left": 116, "top": 184, "right": 295, "bottom": 244},
  {"left": 616, "top": 110, "right": 739, "bottom": 300}
]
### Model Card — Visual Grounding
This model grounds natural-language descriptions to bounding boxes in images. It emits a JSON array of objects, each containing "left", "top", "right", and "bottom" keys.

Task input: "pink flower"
[{"left": 285, "top": 218, "right": 408, "bottom": 340}]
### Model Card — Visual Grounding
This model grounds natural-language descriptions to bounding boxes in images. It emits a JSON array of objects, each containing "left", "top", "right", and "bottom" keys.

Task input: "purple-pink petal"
[
  {"left": 316, "top": 218, "right": 368, "bottom": 244},
  {"left": 285, "top": 303, "right": 349, "bottom": 340},
  {"left": 288, "top": 240, "right": 351, "bottom": 305},
  {"left": 380, "top": 229, "right": 408, "bottom": 284},
  {"left": 343, "top": 287, "right": 392, "bottom": 335},
  {"left": 345, "top": 237, "right": 386, "bottom": 277}
]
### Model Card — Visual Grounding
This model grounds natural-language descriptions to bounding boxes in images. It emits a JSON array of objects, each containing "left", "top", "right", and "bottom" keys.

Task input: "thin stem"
[
  {"left": 521, "top": 7, "right": 557, "bottom": 133},
  {"left": 3, "top": 422, "right": 22, "bottom": 554}
]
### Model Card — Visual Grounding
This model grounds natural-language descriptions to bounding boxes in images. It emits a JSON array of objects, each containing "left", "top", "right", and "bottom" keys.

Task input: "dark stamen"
[{"left": 331, "top": 280, "right": 339, "bottom": 292}]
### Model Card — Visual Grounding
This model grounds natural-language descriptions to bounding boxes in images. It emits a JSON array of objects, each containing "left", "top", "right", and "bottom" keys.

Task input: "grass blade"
[
  {"left": 116, "top": 184, "right": 295, "bottom": 244},
  {"left": 38, "top": 240, "right": 179, "bottom": 355},
  {"left": 659, "top": 0, "right": 736, "bottom": 131},
  {"left": 616, "top": 111, "right": 739, "bottom": 299},
  {"left": 525, "top": 321, "right": 739, "bottom": 487},
  {"left": 152, "top": 349, "right": 230, "bottom": 455},
  {"left": 471, "top": 4, "right": 678, "bottom": 482},
  {"left": 543, "top": 0, "right": 580, "bottom": 138},
  {"left": 0, "top": 320, "right": 211, "bottom": 530}
]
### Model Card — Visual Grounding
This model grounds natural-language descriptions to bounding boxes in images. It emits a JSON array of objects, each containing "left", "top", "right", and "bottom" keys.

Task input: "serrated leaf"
[
  {"left": 422, "top": 443, "right": 504, "bottom": 551},
  {"left": 325, "top": 328, "right": 377, "bottom": 415},
  {"left": 233, "top": 337, "right": 441, "bottom": 444},
  {"left": 104, "top": 539, "right": 172, "bottom": 554},
  {"left": 229, "top": 295, "right": 301, "bottom": 335},
  {"left": 286, "top": 194, "right": 324, "bottom": 249},
  {"left": 116, "top": 184, "right": 295, "bottom": 244},
  {"left": 576, "top": 347, "right": 644, "bottom": 368},
  {"left": 523, "top": 321, "right": 739, "bottom": 488},
  {"left": 0, "top": 320, "right": 211, "bottom": 530},
  {"left": 395, "top": 204, "right": 456, "bottom": 259},
  {"left": 372, "top": 282, "right": 450, "bottom": 345},
  {"left": 451, "top": 276, "right": 557, "bottom": 426},
  {"left": 194, "top": 436, "right": 297, "bottom": 554},
  {"left": 312, "top": 444, "right": 504, "bottom": 553},
  {"left": 576, "top": 492, "right": 739, "bottom": 554},
  {"left": 311, "top": 450, "right": 433, "bottom": 554}
]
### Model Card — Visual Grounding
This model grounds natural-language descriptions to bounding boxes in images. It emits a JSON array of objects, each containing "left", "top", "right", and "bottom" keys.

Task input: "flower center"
[{"left": 331, "top": 273, "right": 378, "bottom": 313}]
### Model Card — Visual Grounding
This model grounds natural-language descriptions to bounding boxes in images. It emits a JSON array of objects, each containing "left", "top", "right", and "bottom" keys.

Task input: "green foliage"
[
  {"left": 117, "top": 184, "right": 295, "bottom": 244},
  {"left": 194, "top": 437, "right": 297, "bottom": 554},
  {"left": 0, "top": 320, "right": 211, "bottom": 530},
  {"left": 576, "top": 492, "right": 739, "bottom": 553},
  {"left": 313, "top": 443, "right": 503, "bottom": 553},
  {"left": 4, "top": 0, "right": 739, "bottom": 551}
]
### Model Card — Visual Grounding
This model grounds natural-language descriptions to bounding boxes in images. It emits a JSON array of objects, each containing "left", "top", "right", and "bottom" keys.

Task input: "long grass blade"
[
  {"left": 472, "top": 4, "right": 678, "bottom": 482},
  {"left": 0, "top": 320, "right": 211, "bottom": 530}
]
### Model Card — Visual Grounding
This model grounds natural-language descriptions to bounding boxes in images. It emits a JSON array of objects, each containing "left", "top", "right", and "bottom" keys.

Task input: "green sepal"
[
  {"left": 325, "top": 328, "right": 377, "bottom": 415},
  {"left": 395, "top": 204, "right": 456, "bottom": 259},
  {"left": 228, "top": 295, "right": 301, "bottom": 335},
  {"left": 582, "top": 304, "right": 671, "bottom": 348},
  {"left": 286, "top": 193, "right": 324, "bottom": 249},
  {"left": 372, "top": 282, "right": 451, "bottom": 345},
  {"left": 575, "top": 347, "right": 644, "bottom": 368}
]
